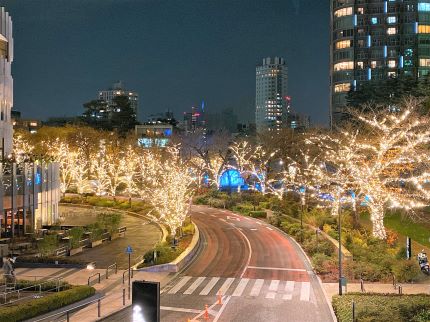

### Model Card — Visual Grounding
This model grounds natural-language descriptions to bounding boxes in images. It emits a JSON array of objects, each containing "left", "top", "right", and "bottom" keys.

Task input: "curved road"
[{"left": 106, "top": 205, "right": 334, "bottom": 322}]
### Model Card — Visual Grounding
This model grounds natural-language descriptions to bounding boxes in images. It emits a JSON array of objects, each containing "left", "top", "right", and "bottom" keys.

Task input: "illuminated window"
[
  {"left": 388, "top": 60, "right": 396, "bottom": 68},
  {"left": 387, "top": 16, "right": 396, "bottom": 24},
  {"left": 371, "top": 17, "right": 378, "bottom": 24},
  {"left": 334, "top": 83, "right": 351, "bottom": 93},
  {"left": 419, "top": 25, "right": 430, "bottom": 33},
  {"left": 334, "top": 7, "right": 353, "bottom": 17},
  {"left": 420, "top": 58, "right": 430, "bottom": 66},
  {"left": 357, "top": 7, "right": 364, "bottom": 14},
  {"left": 387, "top": 27, "right": 397, "bottom": 35},
  {"left": 335, "top": 40, "right": 352, "bottom": 49},
  {"left": 357, "top": 61, "right": 364, "bottom": 69},
  {"left": 371, "top": 61, "right": 377, "bottom": 68},
  {"left": 388, "top": 71, "right": 397, "bottom": 77},
  {"left": 333, "top": 61, "right": 354, "bottom": 71},
  {"left": 418, "top": 3, "right": 430, "bottom": 11}
]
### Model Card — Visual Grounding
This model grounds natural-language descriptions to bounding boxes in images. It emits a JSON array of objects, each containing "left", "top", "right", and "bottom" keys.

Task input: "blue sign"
[{"left": 126, "top": 246, "right": 133, "bottom": 254}]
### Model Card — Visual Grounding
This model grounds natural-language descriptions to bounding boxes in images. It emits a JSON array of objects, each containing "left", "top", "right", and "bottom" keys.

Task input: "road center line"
[
  {"left": 247, "top": 266, "right": 307, "bottom": 272},
  {"left": 161, "top": 306, "right": 201, "bottom": 314}
]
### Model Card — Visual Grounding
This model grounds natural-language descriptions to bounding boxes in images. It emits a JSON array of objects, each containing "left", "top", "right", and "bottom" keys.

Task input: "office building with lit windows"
[
  {"left": 98, "top": 81, "right": 139, "bottom": 119},
  {"left": 255, "top": 57, "right": 289, "bottom": 133},
  {"left": 330, "top": 0, "right": 430, "bottom": 126}
]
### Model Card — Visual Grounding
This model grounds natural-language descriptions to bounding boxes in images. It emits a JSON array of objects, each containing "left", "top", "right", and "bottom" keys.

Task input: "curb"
[{"left": 134, "top": 222, "right": 200, "bottom": 273}]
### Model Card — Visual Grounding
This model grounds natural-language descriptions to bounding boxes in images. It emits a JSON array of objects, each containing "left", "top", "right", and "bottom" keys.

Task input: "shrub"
[
  {"left": 392, "top": 260, "right": 421, "bottom": 282},
  {"left": 97, "top": 212, "right": 122, "bottom": 235},
  {"left": 16, "top": 256, "right": 89, "bottom": 265},
  {"left": 37, "top": 235, "right": 59, "bottom": 256},
  {"left": 0, "top": 285, "right": 95, "bottom": 321},
  {"left": 249, "top": 211, "right": 267, "bottom": 219},
  {"left": 15, "top": 279, "right": 71, "bottom": 292},
  {"left": 68, "top": 227, "right": 84, "bottom": 249},
  {"left": 86, "top": 222, "right": 105, "bottom": 241},
  {"left": 182, "top": 222, "right": 195, "bottom": 235}
]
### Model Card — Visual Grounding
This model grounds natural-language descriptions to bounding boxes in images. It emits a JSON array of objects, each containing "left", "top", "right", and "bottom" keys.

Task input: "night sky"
[{"left": 0, "top": 0, "right": 329, "bottom": 125}]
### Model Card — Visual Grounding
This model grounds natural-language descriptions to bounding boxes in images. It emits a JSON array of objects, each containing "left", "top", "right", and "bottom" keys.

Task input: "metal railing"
[
  {"left": 88, "top": 273, "right": 101, "bottom": 286},
  {"left": 122, "top": 269, "right": 134, "bottom": 284},
  {"left": 106, "top": 263, "right": 117, "bottom": 279},
  {"left": 32, "top": 296, "right": 105, "bottom": 322},
  {"left": 0, "top": 277, "right": 64, "bottom": 305}
]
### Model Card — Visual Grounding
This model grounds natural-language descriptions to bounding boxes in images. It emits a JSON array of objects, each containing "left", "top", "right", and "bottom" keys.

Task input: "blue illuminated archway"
[{"left": 219, "top": 169, "right": 246, "bottom": 191}]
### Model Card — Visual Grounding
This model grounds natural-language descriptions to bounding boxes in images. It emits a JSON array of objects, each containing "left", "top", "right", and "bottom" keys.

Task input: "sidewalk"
[
  {"left": 323, "top": 282, "right": 430, "bottom": 300},
  {"left": 15, "top": 267, "right": 172, "bottom": 322}
]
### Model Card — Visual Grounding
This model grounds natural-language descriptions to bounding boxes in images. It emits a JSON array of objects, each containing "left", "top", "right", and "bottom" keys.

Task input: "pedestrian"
[{"left": 2, "top": 256, "right": 15, "bottom": 284}]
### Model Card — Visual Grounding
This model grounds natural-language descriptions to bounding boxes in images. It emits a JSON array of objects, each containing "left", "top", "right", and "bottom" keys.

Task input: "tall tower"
[
  {"left": 98, "top": 81, "right": 139, "bottom": 119},
  {"left": 255, "top": 57, "right": 288, "bottom": 134},
  {"left": 0, "top": 7, "right": 13, "bottom": 158},
  {"left": 330, "top": 0, "right": 430, "bottom": 127}
]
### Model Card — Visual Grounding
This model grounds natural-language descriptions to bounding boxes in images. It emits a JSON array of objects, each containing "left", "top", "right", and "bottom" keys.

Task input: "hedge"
[
  {"left": 0, "top": 285, "right": 95, "bottom": 321},
  {"left": 332, "top": 293, "right": 430, "bottom": 322},
  {"left": 16, "top": 256, "right": 88, "bottom": 265},
  {"left": 249, "top": 211, "right": 267, "bottom": 218}
]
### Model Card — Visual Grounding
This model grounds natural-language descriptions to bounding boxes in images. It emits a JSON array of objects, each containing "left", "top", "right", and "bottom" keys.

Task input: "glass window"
[
  {"left": 418, "top": 3, "right": 430, "bottom": 12},
  {"left": 420, "top": 58, "right": 430, "bottom": 66},
  {"left": 371, "top": 17, "right": 378, "bottom": 24},
  {"left": 333, "top": 61, "right": 354, "bottom": 71},
  {"left": 387, "top": 27, "right": 397, "bottom": 35},
  {"left": 387, "top": 16, "right": 396, "bottom": 24},
  {"left": 419, "top": 24, "right": 430, "bottom": 33},
  {"left": 334, "top": 83, "right": 351, "bottom": 93},
  {"left": 388, "top": 60, "right": 396, "bottom": 68},
  {"left": 335, "top": 40, "right": 352, "bottom": 49},
  {"left": 334, "top": 7, "right": 353, "bottom": 17},
  {"left": 388, "top": 71, "right": 397, "bottom": 77},
  {"left": 357, "top": 61, "right": 364, "bottom": 69}
]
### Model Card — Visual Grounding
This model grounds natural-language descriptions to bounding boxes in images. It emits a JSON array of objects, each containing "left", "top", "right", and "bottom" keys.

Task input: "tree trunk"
[{"left": 369, "top": 203, "right": 387, "bottom": 239}]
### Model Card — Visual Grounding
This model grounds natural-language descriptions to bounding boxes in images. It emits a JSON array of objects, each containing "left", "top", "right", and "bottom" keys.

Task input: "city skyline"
[{"left": 0, "top": 0, "right": 329, "bottom": 125}]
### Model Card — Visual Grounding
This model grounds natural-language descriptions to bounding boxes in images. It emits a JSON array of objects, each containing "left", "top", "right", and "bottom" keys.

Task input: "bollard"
[
  {"left": 398, "top": 285, "right": 402, "bottom": 295},
  {"left": 360, "top": 279, "right": 364, "bottom": 292},
  {"left": 98, "top": 299, "right": 101, "bottom": 317},
  {"left": 203, "top": 304, "right": 209, "bottom": 320},
  {"left": 352, "top": 300, "right": 355, "bottom": 322},
  {"left": 66, "top": 311, "right": 70, "bottom": 322},
  {"left": 123, "top": 288, "right": 126, "bottom": 306}
]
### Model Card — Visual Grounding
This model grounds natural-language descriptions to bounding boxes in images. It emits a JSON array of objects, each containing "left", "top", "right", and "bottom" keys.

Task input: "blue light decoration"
[
  {"left": 299, "top": 186, "right": 306, "bottom": 194},
  {"left": 219, "top": 169, "right": 246, "bottom": 191},
  {"left": 371, "top": 17, "right": 378, "bottom": 25},
  {"left": 384, "top": 1, "right": 388, "bottom": 13},
  {"left": 383, "top": 46, "right": 387, "bottom": 58},
  {"left": 360, "top": 195, "right": 372, "bottom": 206},
  {"left": 349, "top": 190, "right": 356, "bottom": 199},
  {"left": 353, "top": 79, "right": 357, "bottom": 90},
  {"left": 201, "top": 100, "right": 205, "bottom": 112},
  {"left": 319, "top": 193, "right": 334, "bottom": 202},
  {"left": 415, "top": 22, "right": 419, "bottom": 34},
  {"left": 163, "top": 128, "right": 172, "bottom": 137},
  {"left": 354, "top": 14, "right": 357, "bottom": 26},
  {"left": 368, "top": 68, "right": 372, "bottom": 80},
  {"left": 35, "top": 171, "right": 41, "bottom": 185},
  {"left": 367, "top": 35, "right": 371, "bottom": 47},
  {"left": 399, "top": 55, "right": 404, "bottom": 68}
]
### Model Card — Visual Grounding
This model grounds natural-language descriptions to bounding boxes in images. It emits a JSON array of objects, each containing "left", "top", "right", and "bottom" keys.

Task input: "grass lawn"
[{"left": 384, "top": 212, "right": 430, "bottom": 249}]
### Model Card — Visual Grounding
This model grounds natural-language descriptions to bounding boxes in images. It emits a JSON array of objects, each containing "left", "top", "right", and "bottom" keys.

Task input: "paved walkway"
[
  {"left": 323, "top": 282, "right": 430, "bottom": 300},
  {"left": 15, "top": 267, "right": 172, "bottom": 322}
]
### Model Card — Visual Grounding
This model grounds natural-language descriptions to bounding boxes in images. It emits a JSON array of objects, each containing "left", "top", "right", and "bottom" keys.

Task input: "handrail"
[
  {"left": 2, "top": 277, "right": 63, "bottom": 296},
  {"left": 106, "top": 263, "right": 117, "bottom": 279},
  {"left": 88, "top": 273, "right": 101, "bottom": 286},
  {"left": 32, "top": 295, "right": 106, "bottom": 322},
  {"left": 122, "top": 269, "right": 134, "bottom": 284}
]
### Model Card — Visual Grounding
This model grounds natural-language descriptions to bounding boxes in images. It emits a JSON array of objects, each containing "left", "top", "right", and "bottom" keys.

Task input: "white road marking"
[
  {"left": 231, "top": 278, "right": 249, "bottom": 297},
  {"left": 282, "top": 280, "right": 295, "bottom": 300},
  {"left": 168, "top": 276, "right": 192, "bottom": 294},
  {"left": 227, "top": 216, "right": 240, "bottom": 222},
  {"left": 198, "top": 211, "right": 207, "bottom": 215},
  {"left": 256, "top": 222, "right": 263, "bottom": 225},
  {"left": 219, "top": 218, "right": 227, "bottom": 223},
  {"left": 210, "top": 214, "right": 216, "bottom": 217},
  {"left": 265, "top": 292, "right": 276, "bottom": 299},
  {"left": 269, "top": 280, "right": 280, "bottom": 292},
  {"left": 199, "top": 277, "right": 220, "bottom": 295},
  {"left": 265, "top": 226, "right": 273, "bottom": 231},
  {"left": 244, "top": 217, "right": 252, "bottom": 221},
  {"left": 300, "top": 282, "right": 311, "bottom": 301},
  {"left": 250, "top": 228, "right": 258, "bottom": 231},
  {"left": 184, "top": 277, "right": 206, "bottom": 295},
  {"left": 247, "top": 266, "right": 307, "bottom": 272},
  {"left": 249, "top": 279, "right": 264, "bottom": 297},
  {"left": 213, "top": 295, "right": 231, "bottom": 322},
  {"left": 161, "top": 306, "right": 202, "bottom": 314},
  {"left": 217, "top": 278, "right": 235, "bottom": 296}
]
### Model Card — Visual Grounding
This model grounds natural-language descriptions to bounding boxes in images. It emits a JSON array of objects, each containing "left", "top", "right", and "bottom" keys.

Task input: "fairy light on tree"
[
  {"left": 313, "top": 99, "right": 430, "bottom": 239},
  {"left": 72, "top": 146, "right": 91, "bottom": 194},
  {"left": 90, "top": 141, "right": 110, "bottom": 196}
]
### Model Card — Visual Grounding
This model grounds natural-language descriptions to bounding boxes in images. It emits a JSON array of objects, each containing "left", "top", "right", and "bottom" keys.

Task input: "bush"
[
  {"left": 97, "top": 212, "right": 122, "bottom": 235},
  {"left": 86, "top": 222, "right": 105, "bottom": 241},
  {"left": 182, "top": 222, "right": 195, "bottom": 235},
  {"left": 37, "top": 235, "right": 59, "bottom": 256},
  {"left": 0, "top": 285, "right": 95, "bottom": 321},
  {"left": 332, "top": 293, "right": 430, "bottom": 322},
  {"left": 16, "top": 256, "right": 89, "bottom": 265},
  {"left": 249, "top": 211, "right": 267, "bottom": 219},
  {"left": 68, "top": 227, "right": 84, "bottom": 249},
  {"left": 14, "top": 279, "right": 71, "bottom": 292},
  {"left": 392, "top": 260, "right": 422, "bottom": 282}
]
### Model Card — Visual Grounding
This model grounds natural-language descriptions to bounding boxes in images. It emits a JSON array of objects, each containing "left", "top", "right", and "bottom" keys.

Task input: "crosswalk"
[{"left": 166, "top": 276, "right": 311, "bottom": 302}]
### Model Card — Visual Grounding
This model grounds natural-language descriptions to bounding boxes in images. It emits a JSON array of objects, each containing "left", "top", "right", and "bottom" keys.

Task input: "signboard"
[
  {"left": 126, "top": 245, "right": 133, "bottom": 254},
  {"left": 132, "top": 281, "right": 160, "bottom": 322}
]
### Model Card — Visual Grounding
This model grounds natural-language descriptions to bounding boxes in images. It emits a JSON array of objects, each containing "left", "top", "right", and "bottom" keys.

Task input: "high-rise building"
[
  {"left": 0, "top": 7, "right": 13, "bottom": 158},
  {"left": 330, "top": 0, "right": 430, "bottom": 126},
  {"left": 255, "top": 57, "right": 289, "bottom": 133},
  {"left": 98, "top": 81, "right": 139, "bottom": 118}
]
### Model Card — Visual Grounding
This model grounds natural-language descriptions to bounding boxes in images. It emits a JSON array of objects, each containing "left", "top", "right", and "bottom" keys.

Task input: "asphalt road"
[{"left": 104, "top": 205, "right": 334, "bottom": 322}]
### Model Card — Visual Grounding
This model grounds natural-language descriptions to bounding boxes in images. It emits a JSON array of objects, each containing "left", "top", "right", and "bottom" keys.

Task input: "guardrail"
[
  {"left": 88, "top": 273, "right": 101, "bottom": 286},
  {"left": 118, "top": 226, "right": 127, "bottom": 233},
  {"left": 55, "top": 245, "right": 69, "bottom": 257},
  {"left": 122, "top": 269, "right": 134, "bottom": 284},
  {"left": 106, "top": 263, "right": 117, "bottom": 279},
  {"left": 32, "top": 296, "right": 105, "bottom": 322}
]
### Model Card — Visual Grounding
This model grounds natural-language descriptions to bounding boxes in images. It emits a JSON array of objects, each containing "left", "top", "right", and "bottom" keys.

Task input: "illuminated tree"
[
  {"left": 49, "top": 138, "right": 76, "bottom": 194},
  {"left": 313, "top": 99, "right": 430, "bottom": 239},
  {"left": 90, "top": 141, "right": 110, "bottom": 196},
  {"left": 13, "top": 133, "right": 34, "bottom": 163},
  {"left": 72, "top": 146, "right": 91, "bottom": 194},
  {"left": 120, "top": 145, "right": 139, "bottom": 198}
]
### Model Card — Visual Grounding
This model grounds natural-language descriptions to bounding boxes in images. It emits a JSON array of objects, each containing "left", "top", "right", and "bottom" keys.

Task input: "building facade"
[
  {"left": 255, "top": 57, "right": 289, "bottom": 134},
  {"left": 135, "top": 123, "right": 173, "bottom": 148},
  {"left": 330, "top": 0, "right": 430, "bottom": 125},
  {"left": 0, "top": 8, "right": 13, "bottom": 159},
  {"left": 98, "top": 81, "right": 139, "bottom": 118}
]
